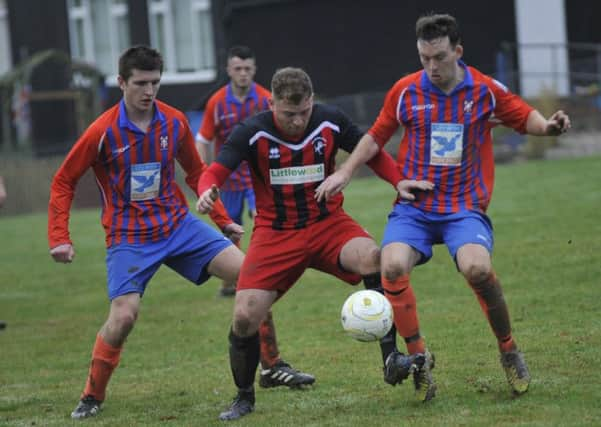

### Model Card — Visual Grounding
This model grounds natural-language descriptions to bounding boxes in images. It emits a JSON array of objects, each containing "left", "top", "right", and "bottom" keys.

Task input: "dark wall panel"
[{"left": 223, "top": 0, "right": 517, "bottom": 97}]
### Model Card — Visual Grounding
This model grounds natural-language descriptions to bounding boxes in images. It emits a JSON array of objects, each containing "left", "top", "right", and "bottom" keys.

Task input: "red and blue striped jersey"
[
  {"left": 197, "top": 82, "right": 271, "bottom": 191},
  {"left": 48, "top": 99, "right": 231, "bottom": 249},
  {"left": 369, "top": 62, "right": 534, "bottom": 213}
]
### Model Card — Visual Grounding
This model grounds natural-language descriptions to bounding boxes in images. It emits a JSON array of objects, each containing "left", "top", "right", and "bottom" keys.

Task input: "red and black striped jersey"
[
  {"left": 196, "top": 83, "right": 271, "bottom": 191},
  {"left": 209, "top": 104, "right": 368, "bottom": 230},
  {"left": 369, "top": 62, "right": 534, "bottom": 213},
  {"left": 48, "top": 99, "right": 231, "bottom": 249}
]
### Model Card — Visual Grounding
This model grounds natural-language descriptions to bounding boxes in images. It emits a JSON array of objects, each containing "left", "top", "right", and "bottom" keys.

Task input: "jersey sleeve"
[
  {"left": 487, "top": 77, "right": 534, "bottom": 134},
  {"left": 367, "top": 81, "right": 404, "bottom": 148},
  {"left": 48, "top": 126, "right": 102, "bottom": 249},
  {"left": 214, "top": 122, "right": 249, "bottom": 171},
  {"left": 176, "top": 117, "right": 233, "bottom": 230},
  {"left": 196, "top": 95, "right": 217, "bottom": 144},
  {"left": 331, "top": 106, "right": 364, "bottom": 153}
]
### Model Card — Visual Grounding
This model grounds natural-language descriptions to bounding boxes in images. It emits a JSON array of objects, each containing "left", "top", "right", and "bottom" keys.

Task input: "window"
[
  {"left": 0, "top": 0, "right": 12, "bottom": 75},
  {"left": 148, "top": 0, "right": 216, "bottom": 83},
  {"left": 67, "top": 0, "right": 130, "bottom": 79}
]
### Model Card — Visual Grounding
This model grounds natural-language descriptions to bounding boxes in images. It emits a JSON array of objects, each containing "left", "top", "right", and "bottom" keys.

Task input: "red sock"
[
  {"left": 468, "top": 270, "right": 516, "bottom": 353},
  {"left": 382, "top": 275, "right": 426, "bottom": 354},
  {"left": 259, "top": 311, "right": 280, "bottom": 368},
  {"left": 82, "top": 334, "right": 122, "bottom": 401}
]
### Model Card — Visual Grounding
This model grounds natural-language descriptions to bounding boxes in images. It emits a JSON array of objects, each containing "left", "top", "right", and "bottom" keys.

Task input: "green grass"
[{"left": 1, "top": 156, "right": 600, "bottom": 426}]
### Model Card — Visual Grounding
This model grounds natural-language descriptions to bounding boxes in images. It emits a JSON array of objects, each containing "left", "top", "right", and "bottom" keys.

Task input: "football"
[{"left": 340, "top": 290, "right": 393, "bottom": 342}]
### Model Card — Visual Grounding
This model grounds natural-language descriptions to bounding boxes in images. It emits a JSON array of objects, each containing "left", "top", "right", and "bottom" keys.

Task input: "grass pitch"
[{"left": 1, "top": 156, "right": 600, "bottom": 426}]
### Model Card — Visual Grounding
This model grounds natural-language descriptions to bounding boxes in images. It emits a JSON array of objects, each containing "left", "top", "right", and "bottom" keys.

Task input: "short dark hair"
[
  {"left": 118, "top": 45, "right": 163, "bottom": 81},
  {"left": 415, "top": 13, "right": 461, "bottom": 46},
  {"left": 271, "top": 67, "right": 313, "bottom": 104},
  {"left": 227, "top": 45, "right": 255, "bottom": 61}
]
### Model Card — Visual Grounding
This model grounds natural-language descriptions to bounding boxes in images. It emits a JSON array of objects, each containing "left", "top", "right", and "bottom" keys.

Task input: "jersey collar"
[
  {"left": 118, "top": 99, "right": 165, "bottom": 133},
  {"left": 226, "top": 82, "right": 259, "bottom": 105},
  {"left": 420, "top": 60, "right": 474, "bottom": 95}
]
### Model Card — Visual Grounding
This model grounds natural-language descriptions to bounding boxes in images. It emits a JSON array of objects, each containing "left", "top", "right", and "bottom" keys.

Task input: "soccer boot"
[
  {"left": 71, "top": 395, "right": 102, "bottom": 419},
  {"left": 383, "top": 350, "right": 420, "bottom": 385},
  {"left": 413, "top": 350, "right": 437, "bottom": 402},
  {"left": 500, "top": 349, "right": 531, "bottom": 395},
  {"left": 219, "top": 390, "right": 255, "bottom": 421},
  {"left": 259, "top": 360, "right": 315, "bottom": 389}
]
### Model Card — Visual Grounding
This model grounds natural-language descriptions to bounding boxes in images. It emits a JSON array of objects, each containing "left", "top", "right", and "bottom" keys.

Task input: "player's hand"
[
  {"left": 546, "top": 110, "right": 571, "bottom": 136},
  {"left": 397, "top": 179, "right": 435, "bottom": 201},
  {"left": 50, "top": 243, "right": 75, "bottom": 263},
  {"left": 196, "top": 184, "right": 219, "bottom": 214},
  {"left": 315, "top": 170, "right": 351, "bottom": 202},
  {"left": 223, "top": 223, "right": 244, "bottom": 244}
]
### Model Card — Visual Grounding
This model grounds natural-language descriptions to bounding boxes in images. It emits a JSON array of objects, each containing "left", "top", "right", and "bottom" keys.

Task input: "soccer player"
[
  {"left": 197, "top": 67, "right": 422, "bottom": 421},
  {"left": 196, "top": 45, "right": 269, "bottom": 297},
  {"left": 196, "top": 46, "right": 314, "bottom": 390},
  {"left": 47, "top": 46, "right": 311, "bottom": 420},
  {"left": 316, "top": 13, "right": 571, "bottom": 401}
]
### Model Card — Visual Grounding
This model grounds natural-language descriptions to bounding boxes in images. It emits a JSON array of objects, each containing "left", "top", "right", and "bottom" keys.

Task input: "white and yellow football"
[{"left": 340, "top": 290, "right": 393, "bottom": 342}]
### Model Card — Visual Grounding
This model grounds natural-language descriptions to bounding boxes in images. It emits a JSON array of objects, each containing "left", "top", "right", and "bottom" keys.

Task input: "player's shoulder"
[{"left": 467, "top": 65, "right": 508, "bottom": 92}]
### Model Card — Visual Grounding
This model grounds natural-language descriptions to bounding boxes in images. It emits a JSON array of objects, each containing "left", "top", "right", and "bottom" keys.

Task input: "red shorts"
[{"left": 237, "top": 209, "right": 372, "bottom": 294}]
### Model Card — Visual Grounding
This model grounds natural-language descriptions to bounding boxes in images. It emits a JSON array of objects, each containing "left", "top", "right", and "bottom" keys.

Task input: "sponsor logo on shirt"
[
  {"left": 412, "top": 104, "right": 435, "bottom": 111},
  {"left": 430, "top": 123, "right": 463, "bottom": 166},
  {"left": 112, "top": 145, "right": 130, "bottom": 155},
  {"left": 269, "top": 164, "right": 325, "bottom": 185},
  {"left": 130, "top": 162, "right": 161, "bottom": 201}
]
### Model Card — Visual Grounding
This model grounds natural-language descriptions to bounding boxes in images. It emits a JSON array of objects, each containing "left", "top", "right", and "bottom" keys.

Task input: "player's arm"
[
  {"left": 525, "top": 109, "right": 571, "bottom": 136},
  {"left": 196, "top": 124, "right": 247, "bottom": 213},
  {"left": 48, "top": 130, "right": 100, "bottom": 263},
  {"left": 316, "top": 133, "right": 382, "bottom": 202}
]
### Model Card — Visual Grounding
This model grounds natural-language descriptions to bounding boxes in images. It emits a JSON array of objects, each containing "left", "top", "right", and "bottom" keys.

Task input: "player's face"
[
  {"left": 118, "top": 68, "right": 161, "bottom": 114},
  {"left": 227, "top": 56, "right": 256, "bottom": 90},
  {"left": 417, "top": 36, "right": 463, "bottom": 91},
  {"left": 270, "top": 95, "right": 313, "bottom": 139}
]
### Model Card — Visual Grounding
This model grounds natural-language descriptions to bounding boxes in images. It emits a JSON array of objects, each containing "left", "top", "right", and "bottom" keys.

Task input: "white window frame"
[
  {"left": 0, "top": 0, "right": 12, "bottom": 75},
  {"left": 66, "top": 0, "right": 130, "bottom": 85},
  {"left": 147, "top": 0, "right": 216, "bottom": 84}
]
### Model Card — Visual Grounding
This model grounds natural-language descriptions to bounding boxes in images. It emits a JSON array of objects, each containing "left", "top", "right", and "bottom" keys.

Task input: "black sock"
[
  {"left": 363, "top": 273, "right": 398, "bottom": 364},
  {"left": 228, "top": 328, "right": 259, "bottom": 395}
]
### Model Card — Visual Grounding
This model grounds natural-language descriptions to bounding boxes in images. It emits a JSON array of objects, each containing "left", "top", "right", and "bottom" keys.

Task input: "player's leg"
[
  {"left": 72, "top": 240, "right": 164, "bottom": 419},
  {"left": 244, "top": 187, "right": 257, "bottom": 220},
  {"left": 218, "top": 225, "right": 307, "bottom": 421},
  {"left": 380, "top": 204, "right": 436, "bottom": 401},
  {"left": 219, "top": 288, "right": 277, "bottom": 421},
  {"left": 454, "top": 238, "right": 530, "bottom": 394}
]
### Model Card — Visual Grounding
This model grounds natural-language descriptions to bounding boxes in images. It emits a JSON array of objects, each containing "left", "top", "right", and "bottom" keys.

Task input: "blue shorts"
[
  {"left": 381, "top": 204, "right": 494, "bottom": 265},
  {"left": 105, "top": 212, "right": 232, "bottom": 300},
  {"left": 221, "top": 188, "right": 256, "bottom": 225}
]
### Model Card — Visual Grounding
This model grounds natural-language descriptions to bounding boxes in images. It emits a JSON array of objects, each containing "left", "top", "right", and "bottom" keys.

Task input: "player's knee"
[
  {"left": 110, "top": 309, "right": 138, "bottom": 336},
  {"left": 462, "top": 261, "right": 492, "bottom": 286},
  {"left": 382, "top": 261, "right": 410, "bottom": 282},
  {"left": 232, "top": 311, "right": 259, "bottom": 337},
  {"left": 357, "top": 246, "right": 381, "bottom": 275}
]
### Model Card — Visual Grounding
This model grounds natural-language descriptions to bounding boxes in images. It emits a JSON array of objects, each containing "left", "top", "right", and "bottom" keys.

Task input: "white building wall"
[{"left": 514, "top": 0, "right": 570, "bottom": 97}]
